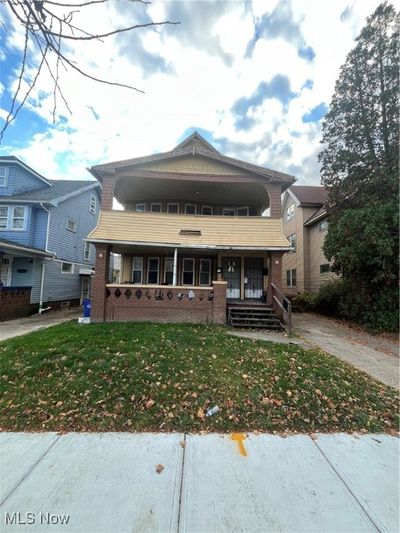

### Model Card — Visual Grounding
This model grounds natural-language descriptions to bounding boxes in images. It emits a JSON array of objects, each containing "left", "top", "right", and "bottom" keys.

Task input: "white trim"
[
  {"left": 89, "top": 193, "right": 97, "bottom": 214},
  {"left": 135, "top": 203, "right": 146, "bottom": 212},
  {"left": 51, "top": 182, "right": 100, "bottom": 206},
  {"left": 150, "top": 203, "right": 162, "bottom": 212},
  {"left": 0, "top": 205, "right": 8, "bottom": 230},
  {"left": 67, "top": 217, "right": 77, "bottom": 232},
  {"left": 167, "top": 202, "right": 179, "bottom": 214},
  {"left": 182, "top": 257, "right": 195, "bottom": 285},
  {"left": 84, "top": 241, "right": 91, "bottom": 261},
  {"left": 147, "top": 257, "right": 159, "bottom": 284},
  {"left": 131, "top": 256, "right": 143, "bottom": 284},
  {"left": 201, "top": 205, "right": 213, "bottom": 215},
  {"left": 164, "top": 256, "right": 174, "bottom": 284},
  {"left": 184, "top": 203, "right": 197, "bottom": 215},
  {"left": 61, "top": 261, "right": 74, "bottom": 274},
  {"left": 236, "top": 206, "right": 249, "bottom": 216},
  {"left": 285, "top": 203, "right": 295, "bottom": 221},
  {"left": 11, "top": 205, "right": 28, "bottom": 231},
  {"left": 0, "top": 166, "right": 9, "bottom": 187},
  {"left": 199, "top": 258, "right": 211, "bottom": 286}
]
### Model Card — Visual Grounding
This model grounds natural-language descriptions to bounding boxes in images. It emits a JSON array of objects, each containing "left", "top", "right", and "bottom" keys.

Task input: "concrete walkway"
[
  {"left": 293, "top": 313, "right": 399, "bottom": 390},
  {"left": 0, "top": 309, "right": 81, "bottom": 342},
  {"left": 1, "top": 432, "right": 398, "bottom": 533}
]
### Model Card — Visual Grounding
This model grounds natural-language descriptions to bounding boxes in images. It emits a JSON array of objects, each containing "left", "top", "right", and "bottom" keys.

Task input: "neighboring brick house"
[
  {"left": 281, "top": 185, "right": 336, "bottom": 295},
  {"left": 0, "top": 156, "right": 101, "bottom": 319},
  {"left": 86, "top": 132, "right": 294, "bottom": 325}
]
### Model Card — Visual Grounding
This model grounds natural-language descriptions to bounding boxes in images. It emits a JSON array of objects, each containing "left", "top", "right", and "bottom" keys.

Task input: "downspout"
[
  {"left": 38, "top": 202, "right": 53, "bottom": 314},
  {"left": 173, "top": 248, "right": 178, "bottom": 285}
]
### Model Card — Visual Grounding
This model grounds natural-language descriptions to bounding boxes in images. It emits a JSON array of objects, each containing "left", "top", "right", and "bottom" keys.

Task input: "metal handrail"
[{"left": 270, "top": 282, "right": 292, "bottom": 333}]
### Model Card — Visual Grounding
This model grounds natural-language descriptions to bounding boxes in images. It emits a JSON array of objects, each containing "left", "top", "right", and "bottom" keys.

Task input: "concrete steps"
[{"left": 227, "top": 305, "right": 283, "bottom": 330}]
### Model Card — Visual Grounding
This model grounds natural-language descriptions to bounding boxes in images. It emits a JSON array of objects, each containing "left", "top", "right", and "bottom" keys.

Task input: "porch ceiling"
[{"left": 114, "top": 176, "right": 269, "bottom": 210}]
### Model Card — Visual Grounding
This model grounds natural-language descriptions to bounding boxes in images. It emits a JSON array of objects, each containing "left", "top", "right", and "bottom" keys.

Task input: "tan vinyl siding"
[
  {"left": 306, "top": 220, "right": 337, "bottom": 292},
  {"left": 88, "top": 210, "right": 290, "bottom": 249},
  {"left": 137, "top": 155, "right": 254, "bottom": 176}
]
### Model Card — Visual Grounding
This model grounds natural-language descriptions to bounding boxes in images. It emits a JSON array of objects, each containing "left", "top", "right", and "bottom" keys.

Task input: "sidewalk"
[
  {"left": 0, "top": 309, "right": 81, "bottom": 342},
  {"left": 1, "top": 432, "right": 399, "bottom": 532}
]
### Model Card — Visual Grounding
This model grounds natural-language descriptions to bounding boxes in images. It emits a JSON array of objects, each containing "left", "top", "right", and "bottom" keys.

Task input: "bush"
[
  {"left": 314, "top": 279, "right": 347, "bottom": 316},
  {"left": 291, "top": 292, "right": 316, "bottom": 312}
]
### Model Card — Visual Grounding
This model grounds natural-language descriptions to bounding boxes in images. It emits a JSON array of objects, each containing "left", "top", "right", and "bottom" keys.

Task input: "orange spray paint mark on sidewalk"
[{"left": 231, "top": 433, "right": 248, "bottom": 456}]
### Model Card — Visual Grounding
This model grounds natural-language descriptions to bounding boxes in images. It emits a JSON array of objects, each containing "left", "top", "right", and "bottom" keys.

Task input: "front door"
[
  {"left": 244, "top": 257, "right": 264, "bottom": 299},
  {"left": 222, "top": 257, "right": 241, "bottom": 299},
  {"left": 0, "top": 255, "right": 13, "bottom": 286}
]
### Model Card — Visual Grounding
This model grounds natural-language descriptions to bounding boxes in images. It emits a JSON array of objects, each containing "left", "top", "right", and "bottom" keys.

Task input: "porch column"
[
  {"left": 267, "top": 252, "right": 283, "bottom": 305},
  {"left": 173, "top": 248, "right": 178, "bottom": 285},
  {"left": 91, "top": 243, "right": 111, "bottom": 322},
  {"left": 100, "top": 173, "right": 118, "bottom": 210}
]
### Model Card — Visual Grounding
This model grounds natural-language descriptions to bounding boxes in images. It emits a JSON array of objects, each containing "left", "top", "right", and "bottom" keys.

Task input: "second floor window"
[
  {"left": 67, "top": 218, "right": 77, "bottom": 232},
  {"left": 286, "top": 204, "right": 295, "bottom": 221},
  {"left": 89, "top": 194, "right": 97, "bottom": 214},
  {"left": 0, "top": 167, "right": 8, "bottom": 187},
  {"left": 201, "top": 206, "right": 213, "bottom": 215},
  {"left": 319, "top": 219, "right": 328, "bottom": 231},
  {"left": 288, "top": 233, "right": 297, "bottom": 252},
  {"left": 84, "top": 242, "right": 91, "bottom": 261},
  {"left": 0, "top": 206, "right": 27, "bottom": 231}
]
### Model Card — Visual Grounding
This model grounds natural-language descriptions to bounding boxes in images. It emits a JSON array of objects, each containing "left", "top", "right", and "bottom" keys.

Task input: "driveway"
[
  {"left": 1, "top": 432, "right": 399, "bottom": 533},
  {"left": 292, "top": 313, "right": 399, "bottom": 390},
  {"left": 0, "top": 309, "right": 81, "bottom": 342}
]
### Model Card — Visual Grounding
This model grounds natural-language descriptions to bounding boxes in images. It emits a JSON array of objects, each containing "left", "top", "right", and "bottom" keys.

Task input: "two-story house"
[
  {"left": 0, "top": 156, "right": 101, "bottom": 320},
  {"left": 281, "top": 185, "right": 336, "bottom": 296},
  {"left": 87, "top": 132, "right": 294, "bottom": 327}
]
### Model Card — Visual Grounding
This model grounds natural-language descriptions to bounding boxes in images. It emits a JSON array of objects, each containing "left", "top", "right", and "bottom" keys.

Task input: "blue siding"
[
  {"left": 30, "top": 258, "right": 44, "bottom": 304},
  {"left": 42, "top": 259, "right": 83, "bottom": 302},
  {"left": 47, "top": 187, "right": 100, "bottom": 264},
  {"left": 32, "top": 208, "right": 48, "bottom": 250},
  {"left": 11, "top": 257, "right": 34, "bottom": 286},
  {"left": 0, "top": 163, "right": 48, "bottom": 196}
]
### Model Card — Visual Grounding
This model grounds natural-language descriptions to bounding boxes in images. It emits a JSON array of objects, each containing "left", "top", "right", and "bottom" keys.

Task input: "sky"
[{"left": 0, "top": 0, "right": 383, "bottom": 185}]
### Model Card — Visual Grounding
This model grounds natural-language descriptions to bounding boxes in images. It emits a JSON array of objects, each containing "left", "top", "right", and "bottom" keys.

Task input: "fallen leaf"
[
  {"left": 156, "top": 464, "right": 164, "bottom": 474},
  {"left": 145, "top": 399, "right": 155, "bottom": 409},
  {"left": 180, "top": 441, "right": 186, "bottom": 448},
  {"left": 197, "top": 407, "right": 205, "bottom": 420}
]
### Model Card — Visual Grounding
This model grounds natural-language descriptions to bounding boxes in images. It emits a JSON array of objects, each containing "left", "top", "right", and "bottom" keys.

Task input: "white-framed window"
[
  {"left": 185, "top": 204, "right": 197, "bottom": 215},
  {"left": 136, "top": 203, "right": 146, "bottom": 212},
  {"left": 164, "top": 257, "right": 174, "bottom": 284},
  {"left": 223, "top": 208, "right": 236, "bottom": 216},
  {"left": 319, "top": 219, "right": 328, "bottom": 232},
  {"left": 286, "top": 203, "right": 295, "bottom": 221},
  {"left": 201, "top": 205, "right": 213, "bottom": 215},
  {"left": 0, "top": 206, "right": 8, "bottom": 230},
  {"left": 286, "top": 269, "right": 297, "bottom": 287},
  {"left": 288, "top": 233, "right": 297, "bottom": 252},
  {"left": 199, "top": 258, "right": 211, "bottom": 286},
  {"left": 147, "top": 257, "right": 159, "bottom": 284},
  {"left": 89, "top": 193, "right": 97, "bottom": 214},
  {"left": 151, "top": 203, "right": 162, "bottom": 212},
  {"left": 83, "top": 241, "right": 91, "bottom": 261},
  {"left": 167, "top": 203, "right": 179, "bottom": 214},
  {"left": 132, "top": 257, "right": 143, "bottom": 284},
  {"left": 67, "top": 218, "right": 77, "bottom": 232},
  {"left": 236, "top": 206, "right": 249, "bottom": 216},
  {"left": 182, "top": 258, "right": 195, "bottom": 285},
  {"left": 61, "top": 262, "right": 74, "bottom": 274},
  {"left": 12, "top": 206, "right": 27, "bottom": 230},
  {"left": 0, "top": 167, "right": 9, "bottom": 187}
]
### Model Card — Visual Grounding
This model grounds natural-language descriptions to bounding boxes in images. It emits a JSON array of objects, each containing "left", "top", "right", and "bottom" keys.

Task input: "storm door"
[
  {"left": 244, "top": 257, "right": 263, "bottom": 299},
  {"left": 222, "top": 257, "right": 241, "bottom": 299}
]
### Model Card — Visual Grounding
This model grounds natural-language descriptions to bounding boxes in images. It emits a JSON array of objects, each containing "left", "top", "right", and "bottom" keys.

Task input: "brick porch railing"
[{"left": 0, "top": 286, "right": 35, "bottom": 321}]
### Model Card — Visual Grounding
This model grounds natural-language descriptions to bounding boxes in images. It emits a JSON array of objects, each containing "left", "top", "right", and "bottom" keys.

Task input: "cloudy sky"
[{"left": 0, "top": 0, "right": 382, "bottom": 184}]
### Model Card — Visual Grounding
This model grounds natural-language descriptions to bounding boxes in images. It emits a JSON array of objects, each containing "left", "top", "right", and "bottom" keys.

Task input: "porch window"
[
  {"left": 136, "top": 203, "right": 146, "bottom": 212},
  {"left": 167, "top": 203, "right": 179, "bottom": 214},
  {"left": 11, "top": 206, "right": 27, "bottom": 230},
  {"left": 201, "top": 206, "right": 213, "bottom": 215},
  {"left": 236, "top": 206, "right": 249, "bottom": 216},
  {"left": 286, "top": 269, "right": 296, "bottom": 287},
  {"left": 132, "top": 257, "right": 143, "bottom": 284},
  {"left": 147, "top": 257, "right": 159, "bottom": 284},
  {"left": 185, "top": 204, "right": 197, "bottom": 215},
  {"left": 0, "top": 206, "right": 8, "bottom": 229},
  {"left": 223, "top": 208, "right": 235, "bottom": 216},
  {"left": 199, "top": 259, "right": 211, "bottom": 286},
  {"left": 164, "top": 257, "right": 174, "bottom": 284},
  {"left": 151, "top": 203, "right": 162, "bottom": 212},
  {"left": 182, "top": 258, "right": 194, "bottom": 285}
]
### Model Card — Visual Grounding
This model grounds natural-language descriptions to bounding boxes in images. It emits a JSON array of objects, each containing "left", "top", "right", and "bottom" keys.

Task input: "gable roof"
[
  {"left": 304, "top": 206, "right": 327, "bottom": 226},
  {"left": 290, "top": 185, "right": 327, "bottom": 206},
  {"left": 0, "top": 156, "right": 51, "bottom": 186},
  {"left": 89, "top": 131, "right": 295, "bottom": 186},
  {"left": 2, "top": 180, "right": 100, "bottom": 206}
]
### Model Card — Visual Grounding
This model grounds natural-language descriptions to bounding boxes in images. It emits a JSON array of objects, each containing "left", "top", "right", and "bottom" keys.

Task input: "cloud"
[
  {"left": 298, "top": 46, "right": 316, "bottom": 61},
  {"left": 302, "top": 102, "right": 328, "bottom": 123}
]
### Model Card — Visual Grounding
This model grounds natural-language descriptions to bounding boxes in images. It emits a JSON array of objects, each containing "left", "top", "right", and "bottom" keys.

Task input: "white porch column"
[{"left": 173, "top": 248, "right": 178, "bottom": 285}]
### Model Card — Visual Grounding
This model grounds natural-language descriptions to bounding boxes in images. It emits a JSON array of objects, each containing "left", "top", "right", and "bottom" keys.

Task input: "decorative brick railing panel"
[
  {"left": 104, "top": 282, "right": 227, "bottom": 324},
  {"left": 0, "top": 287, "right": 35, "bottom": 321}
]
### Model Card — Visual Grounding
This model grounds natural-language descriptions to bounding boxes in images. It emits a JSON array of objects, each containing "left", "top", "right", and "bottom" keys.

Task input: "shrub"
[
  {"left": 291, "top": 292, "right": 316, "bottom": 312},
  {"left": 314, "top": 279, "right": 347, "bottom": 316}
]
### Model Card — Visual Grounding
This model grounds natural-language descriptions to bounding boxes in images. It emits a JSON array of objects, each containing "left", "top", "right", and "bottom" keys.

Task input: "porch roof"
[{"left": 87, "top": 210, "right": 291, "bottom": 251}]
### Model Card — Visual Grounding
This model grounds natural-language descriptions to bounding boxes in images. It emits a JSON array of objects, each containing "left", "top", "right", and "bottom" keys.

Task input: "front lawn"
[{"left": 0, "top": 322, "right": 398, "bottom": 433}]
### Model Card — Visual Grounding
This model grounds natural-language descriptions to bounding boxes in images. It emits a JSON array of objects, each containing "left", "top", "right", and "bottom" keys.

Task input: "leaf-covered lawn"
[{"left": 0, "top": 322, "right": 398, "bottom": 433}]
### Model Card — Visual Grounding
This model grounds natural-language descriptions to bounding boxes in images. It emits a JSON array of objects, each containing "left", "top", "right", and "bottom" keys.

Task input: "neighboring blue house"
[{"left": 0, "top": 156, "right": 101, "bottom": 319}]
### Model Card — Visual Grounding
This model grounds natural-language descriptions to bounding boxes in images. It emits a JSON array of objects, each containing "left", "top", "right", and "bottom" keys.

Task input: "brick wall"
[
  {"left": 100, "top": 175, "right": 118, "bottom": 210},
  {"left": 101, "top": 282, "right": 227, "bottom": 324},
  {"left": 0, "top": 287, "right": 36, "bottom": 320},
  {"left": 91, "top": 243, "right": 111, "bottom": 322},
  {"left": 263, "top": 183, "right": 283, "bottom": 218}
]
